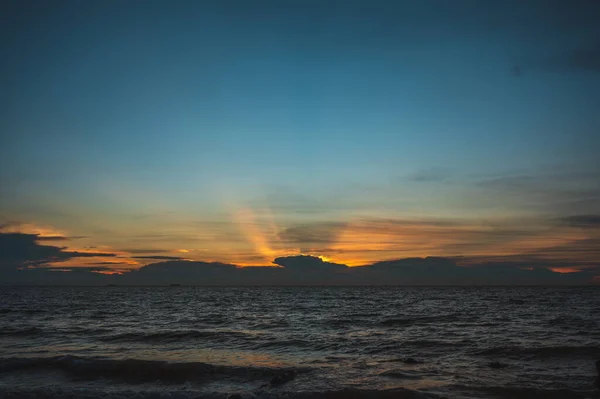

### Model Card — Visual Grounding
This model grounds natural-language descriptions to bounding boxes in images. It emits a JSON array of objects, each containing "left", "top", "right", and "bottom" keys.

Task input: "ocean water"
[{"left": 1, "top": 286, "right": 599, "bottom": 399}]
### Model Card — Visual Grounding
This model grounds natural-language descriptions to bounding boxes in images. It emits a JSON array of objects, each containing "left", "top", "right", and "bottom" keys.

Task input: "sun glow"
[
  {"left": 303, "top": 254, "right": 333, "bottom": 263},
  {"left": 229, "top": 207, "right": 298, "bottom": 266}
]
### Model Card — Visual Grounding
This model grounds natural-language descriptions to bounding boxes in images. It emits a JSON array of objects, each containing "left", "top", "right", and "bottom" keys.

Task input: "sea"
[{"left": 1, "top": 286, "right": 599, "bottom": 399}]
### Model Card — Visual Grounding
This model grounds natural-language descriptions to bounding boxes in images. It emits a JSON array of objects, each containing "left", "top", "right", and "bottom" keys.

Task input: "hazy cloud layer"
[
  {"left": 513, "top": 42, "right": 600, "bottom": 77},
  {"left": 121, "top": 249, "right": 173, "bottom": 254},
  {"left": 559, "top": 215, "right": 600, "bottom": 228},
  {"left": 278, "top": 222, "right": 346, "bottom": 252},
  {"left": 545, "top": 42, "right": 600, "bottom": 74},
  {"left": 408, "top": 168, "right": 453, "bottom": 183},
  {"left": 34, "top": 235, "right": 75, "bottom": 241}
]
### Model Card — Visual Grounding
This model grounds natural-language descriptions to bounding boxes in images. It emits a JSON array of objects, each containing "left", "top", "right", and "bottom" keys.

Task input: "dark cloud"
[
  {"left": 514, "top": 43, "right": 600, "bottom": 77},
  {"left": 470, "top": 170, "right": 600, "bottom": 215},
  {"left": 123, "top": 256, "right": 598, "bottom": 285},
  {"left": 35, "top": 235, "right": 88, "bottom": 241},
  {"left": 43, "top": 266, "right": 114, "bottom": 273},
  {"left": 462, "top": 238, "right": 600, "bottom": 268},
  {"left": 1, "top": 254, "right": 597, "bottom": 286},
  {"left": 273, "top": 255, "right": 347, "bottom": 272},
  {"left": 2, "top": 267, "right": 121, "bottom": 285},
  {"left": 135, "top": 261, "right": 238, "bottom": 274},
  {"left": 362, "top": 257, "right": 475, "bottom": 284},
  {"left": 367, "top": 218, "right": 462, "bottom": 229},
  {"left": 131, "top": 256, "right": 187, "bottom": 260},
  {"left": 546, "top": 43, "right": 600, "bottom": 74},
  {"left": 370, "top": 257, "right": 457, "bottom": 271},
  {"left": 1, "top": 233, "right": 597, "bottom": 285},
  {"left": 0, "top": 233, "right": 116, "bottom": 271},
  {"left": 366, "top": 256, "right": 600, "bottom": 285},
  {"left": 0, "top": 221, "right": 20, "bottom": 230},
  {"left": 92, "top": 262, "right": 134, "bottom": 265},
  {"left": 62, "top": 250, "right": 116, "bottom": 258},
  {"left": 120, "top": 257, "right": 349, "bottom": 286},
  {"left": 530, "top": 238, "right": 600, "bottom": 262},
  {"left": 278, "top": 222, "right": 346, "bottom": 250},
  {"left": 510, "top": 65, "right": 523, "bottom": 77},
  {"left": 559, "top": 215, "right": 600, "bottom": 228},
  {"left": 121, "top": 249, "right": 172, "bottom": 254},
  {"left": 123, "top": 261, "right": 243, "bottom": 285},
  {"left": 34, "top": 236, "right": 70, "bottom": 241}
]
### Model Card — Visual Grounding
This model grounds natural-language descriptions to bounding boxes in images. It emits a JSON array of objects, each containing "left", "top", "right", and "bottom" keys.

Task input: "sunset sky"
[{"left": 1, "top": 1, "right": 599, "bottom": 279}]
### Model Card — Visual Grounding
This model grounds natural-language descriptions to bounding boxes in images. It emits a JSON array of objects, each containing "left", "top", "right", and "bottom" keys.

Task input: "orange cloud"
[
  {"left": 0, "top": 222, "right": 68, "bottom": 238},
  {"left": 315, "top": 217, "right": 592, "bottom": 266},
  {"left": 548, "top": 267, "right": 582, "bottom": 274}
]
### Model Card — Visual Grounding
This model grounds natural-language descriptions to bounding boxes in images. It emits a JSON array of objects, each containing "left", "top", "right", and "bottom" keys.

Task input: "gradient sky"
[{"left": 1, "top": 1, "right": 599, "bottom": 274}]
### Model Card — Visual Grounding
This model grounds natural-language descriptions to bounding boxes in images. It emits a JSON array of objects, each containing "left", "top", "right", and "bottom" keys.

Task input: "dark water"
[{"left": 1, "top": 286, "right": 599, "bottom": 398}]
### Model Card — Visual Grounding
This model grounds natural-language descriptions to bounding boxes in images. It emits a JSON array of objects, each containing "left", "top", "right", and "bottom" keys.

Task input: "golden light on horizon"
[{"left": 5, "top": 211, "right": 598, "bottom": 272}]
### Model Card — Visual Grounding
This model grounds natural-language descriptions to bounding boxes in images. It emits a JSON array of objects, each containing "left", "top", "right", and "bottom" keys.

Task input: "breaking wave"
[{"left": 0, "top": 355, "right": 306, "bottom": 384}]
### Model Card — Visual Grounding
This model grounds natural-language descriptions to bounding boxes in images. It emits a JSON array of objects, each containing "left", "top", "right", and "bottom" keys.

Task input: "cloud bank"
[{"left": 0, "top": 233, "right": 597, "bottom": 286}]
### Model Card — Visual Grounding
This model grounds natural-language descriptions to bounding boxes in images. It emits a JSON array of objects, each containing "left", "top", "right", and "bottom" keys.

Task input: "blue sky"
[{"left": 1, "top": 0, "right": 599, "bottom": 272}]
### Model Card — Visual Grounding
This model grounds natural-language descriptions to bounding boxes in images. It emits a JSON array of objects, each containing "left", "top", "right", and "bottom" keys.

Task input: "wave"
[
  {"left": 98, "top": 329, "right": 257, "bottom": 343},
  {"left": 89, "top": 310, "right": 127, "bottom": 319},
  {"left": 0, "top": 326, "right": 113, "bottom": 338},
  {"left": 0, "top": 308, "right": 46, "bottom": 315},
  {"left": 546, "top": 315, "right": 598, "bottom": 329},
  {"left": 362, "top": 338, "right": 465, "bottom": 355},
  {"left": 379, "top": 314, "right": 460, "bottom": 326},
  {"left": 247, "top": 320, "right": 291, "bottom": 329},
  {"left": 0, "top": 327, "right": 44, "bottom": 337},
  {"left": 408, "top": 339, "right": 464, "bottom": 348},
  {"left": 248, "top": 337, "right": 355, "bottom": 353},
  {"left": 473, "top": 345, "right": 600, "bottom": 358},
  {"left": 0, "top": 355, "right": 305, "bottom": 384},
  {"left": 324, "top": 318, "right": 370, "bottom": 328}
]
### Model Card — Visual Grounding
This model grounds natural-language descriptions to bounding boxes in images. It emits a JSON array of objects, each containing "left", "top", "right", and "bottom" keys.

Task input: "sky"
[{"left": 1, "top": 0, "right": 599, "bottom": 284}]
